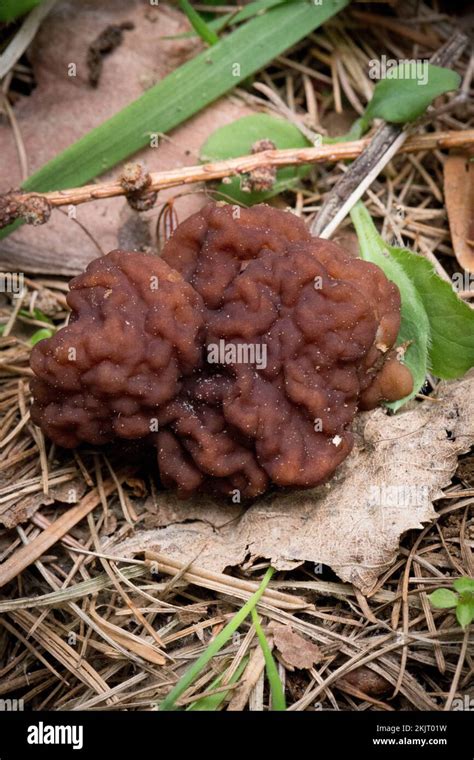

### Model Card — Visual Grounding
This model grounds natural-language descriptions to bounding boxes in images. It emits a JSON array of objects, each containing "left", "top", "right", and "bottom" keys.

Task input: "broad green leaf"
[
  {"left": 364, "top": 63, "right": 461, "bottom": 124},
  {"left": 428, "top": 588, "right": 458, "bottom": 609},
  {"left": 456, "top": 601, "right": 474, "bottom": 629},
  {"left": 388, "top": 248, "right": 474, "bottom": 379},
  {"left": 201, "top": 114, "right": 311, "bottom": 204},
  {"left": 0, "top": 0, "right": 43, "bottom": 22},
  {"left": 350, "top": 202, "right": 474, "bottom": 408},
  {"left": 453, "top": 577, "right": 474, "bottom": 595},
  {"left": 324, "top": 64, "right": 459, "bottom": 142},
  {"left": 1, "top": 0, "right": 349, "bottom": 239},
  {"left": 350, "top": 202, "right": 429, "bottom": 409}
]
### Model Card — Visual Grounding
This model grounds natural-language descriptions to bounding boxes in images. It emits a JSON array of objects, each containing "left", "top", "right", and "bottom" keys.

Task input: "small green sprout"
[
  {"left": 428, "top": 577, "right": 474, "bottom": 629},
  {"left": 29, "top": 328, "right": 54, "bottom": 346}
]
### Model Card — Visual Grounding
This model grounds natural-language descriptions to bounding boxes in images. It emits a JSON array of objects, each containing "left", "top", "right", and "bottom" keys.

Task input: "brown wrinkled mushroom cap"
[{"left": 30, "top": 202, "right": 412, "bottom": 500}]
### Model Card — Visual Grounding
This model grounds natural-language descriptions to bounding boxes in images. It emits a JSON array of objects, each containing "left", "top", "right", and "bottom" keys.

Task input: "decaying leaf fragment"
[
  {"left": 0, "top": 475, "right": 87, "bottom": 529},
  {"left": 115, "top": 374, "right": 474, "bottom": 594},
  {"left": 268, "top": 622, "right": 323, "bottom": 670},
  {"left": 443, "top": 151, "right": 474, "bottom": 272}
]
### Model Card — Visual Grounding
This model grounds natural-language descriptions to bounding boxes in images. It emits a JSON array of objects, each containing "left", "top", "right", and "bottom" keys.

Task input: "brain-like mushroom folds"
[{"left": 30, "top": 203, "right": 413, "bottom": 499}]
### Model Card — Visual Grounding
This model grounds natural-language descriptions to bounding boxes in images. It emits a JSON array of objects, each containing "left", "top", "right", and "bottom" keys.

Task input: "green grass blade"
[
  {"left": 20, "top": 307, "right": 53, "bottom": 324},
  {"left": 251, "top": 608, "right": 286, "bottom": 710},
  {"left": 0, "top": 0, "right": 43, "bottom": 22},
  {"left": 166, "top": 0, "right": 293, "bottom": 39},
  {"left": 211, "top": 0, "right": 292, "bottom": 32},
  {"left": 186, "top": 655, "right": 249, "bottom": 711},
  {"left": 1, "top": 0, "right": 349, "bottom": 240},
  {"left": 159, "top": 567, "right": 275, "bottom": 711},
  {"left": 178, "top": 0, "right": 219, "bottom": 45}
]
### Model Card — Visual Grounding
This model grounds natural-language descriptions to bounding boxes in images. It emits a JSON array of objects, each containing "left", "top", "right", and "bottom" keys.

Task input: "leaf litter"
[
  {"left": 115, "top": 375, "right": 474, "bottom": 594},
  {"left": 444, "top": 150, "right": 474, "bottom": 272}
]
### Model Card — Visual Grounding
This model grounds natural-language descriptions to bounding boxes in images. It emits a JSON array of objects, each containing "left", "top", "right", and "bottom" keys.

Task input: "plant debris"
[
  {"left": 87, "top": 21, "right": 135, "bottom": 88},
  {"left": 114, "top": 374, "right": 474, "bottom": 593}
]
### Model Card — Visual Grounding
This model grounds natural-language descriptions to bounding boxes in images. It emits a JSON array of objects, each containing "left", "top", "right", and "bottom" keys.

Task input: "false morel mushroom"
[{"left": 30, "top": 203, "right": 413, "bottom": 500}]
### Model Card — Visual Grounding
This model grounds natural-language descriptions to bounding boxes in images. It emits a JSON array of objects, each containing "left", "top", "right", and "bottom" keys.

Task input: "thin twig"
[{"left": 1, "top": 129, "right": 473, "bottom": 228}]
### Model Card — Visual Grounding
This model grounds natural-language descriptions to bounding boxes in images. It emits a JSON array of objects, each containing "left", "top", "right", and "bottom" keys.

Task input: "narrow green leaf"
[
  {"left": 178, "top": 0, "right": 219, "bottom": 45},
  {"left": 453, "top": 577, "right": 474, "bottom": 595},
  {"left": 350, "top": 202, "right": 429, "bottom": 409},
  {"left": 159, "top": 567, "right": 275, "bottom": 711},
  {"left": 211, "top": 0, "right": 292, "bottom": 31},
  {"left": 251, "top": 609, "right": 286, "bottom": 711},
  {"left": 364, "top": 63, "right": 461, "bottom": 124},
  {"left": 388, "top": 248, "right": 474, "bottom": 379},
  {"left": 0, "top": 0, "right": 42, "bottom": 22},
  {"left": 428, "top": 588, "right": 458, "bottom": 609},
  {"left": 1, "top": 0, "right": 349, "bottom": 241},
  {"left": 20, "top": 307, "right": 53, "bottom": 325},
  {"left": 186, "top": 656, "right": 249, "bottom": 711},
  {"left": 166, "top": 0, "right": 292, "bottom": 39},
  {"left": 456, "top": 601, "right": 474, "bottom": 629},
  {"left": 201, "top": 113, "right": 310, "bottom": 204}
]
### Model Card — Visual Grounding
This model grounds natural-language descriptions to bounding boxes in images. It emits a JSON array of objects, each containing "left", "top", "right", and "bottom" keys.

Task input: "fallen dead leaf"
[
  {"left": 0, "top": 474, "right": 87, "bottom": 529},
  {"left": 114, "top": 374, "right": 474, "bottom": 594},
  {"left": 443, "top": 151, "right": 474, "bottom": 272},
  {"left": 176, "top": 606, "right": 209, "bottom": 625},
  {"left": 0, "top": 0, "right": 254, "bottom": 275},
  {"left": 268, "top": 622, "right": 323, "bottom": 670}
]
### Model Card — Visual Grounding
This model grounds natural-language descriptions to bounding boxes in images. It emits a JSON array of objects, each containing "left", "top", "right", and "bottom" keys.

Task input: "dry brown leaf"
[
  {"left": 176, "top": 606, "right": 209, "bottom": 625},
  {"left": 443, "top": 151, "right": 474, "bottom": 272},
  {"left": 0, "top": 0, "right": 253, "bottom": 275},
  {"left": 0, "top": 474, "right": 87, "bottom": 529},
  {"left": 115, "top": 375, "right": 474, "bottom": 594},
  {"left": 268, "top": 622, "right": 323, "bottom": 670}
]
